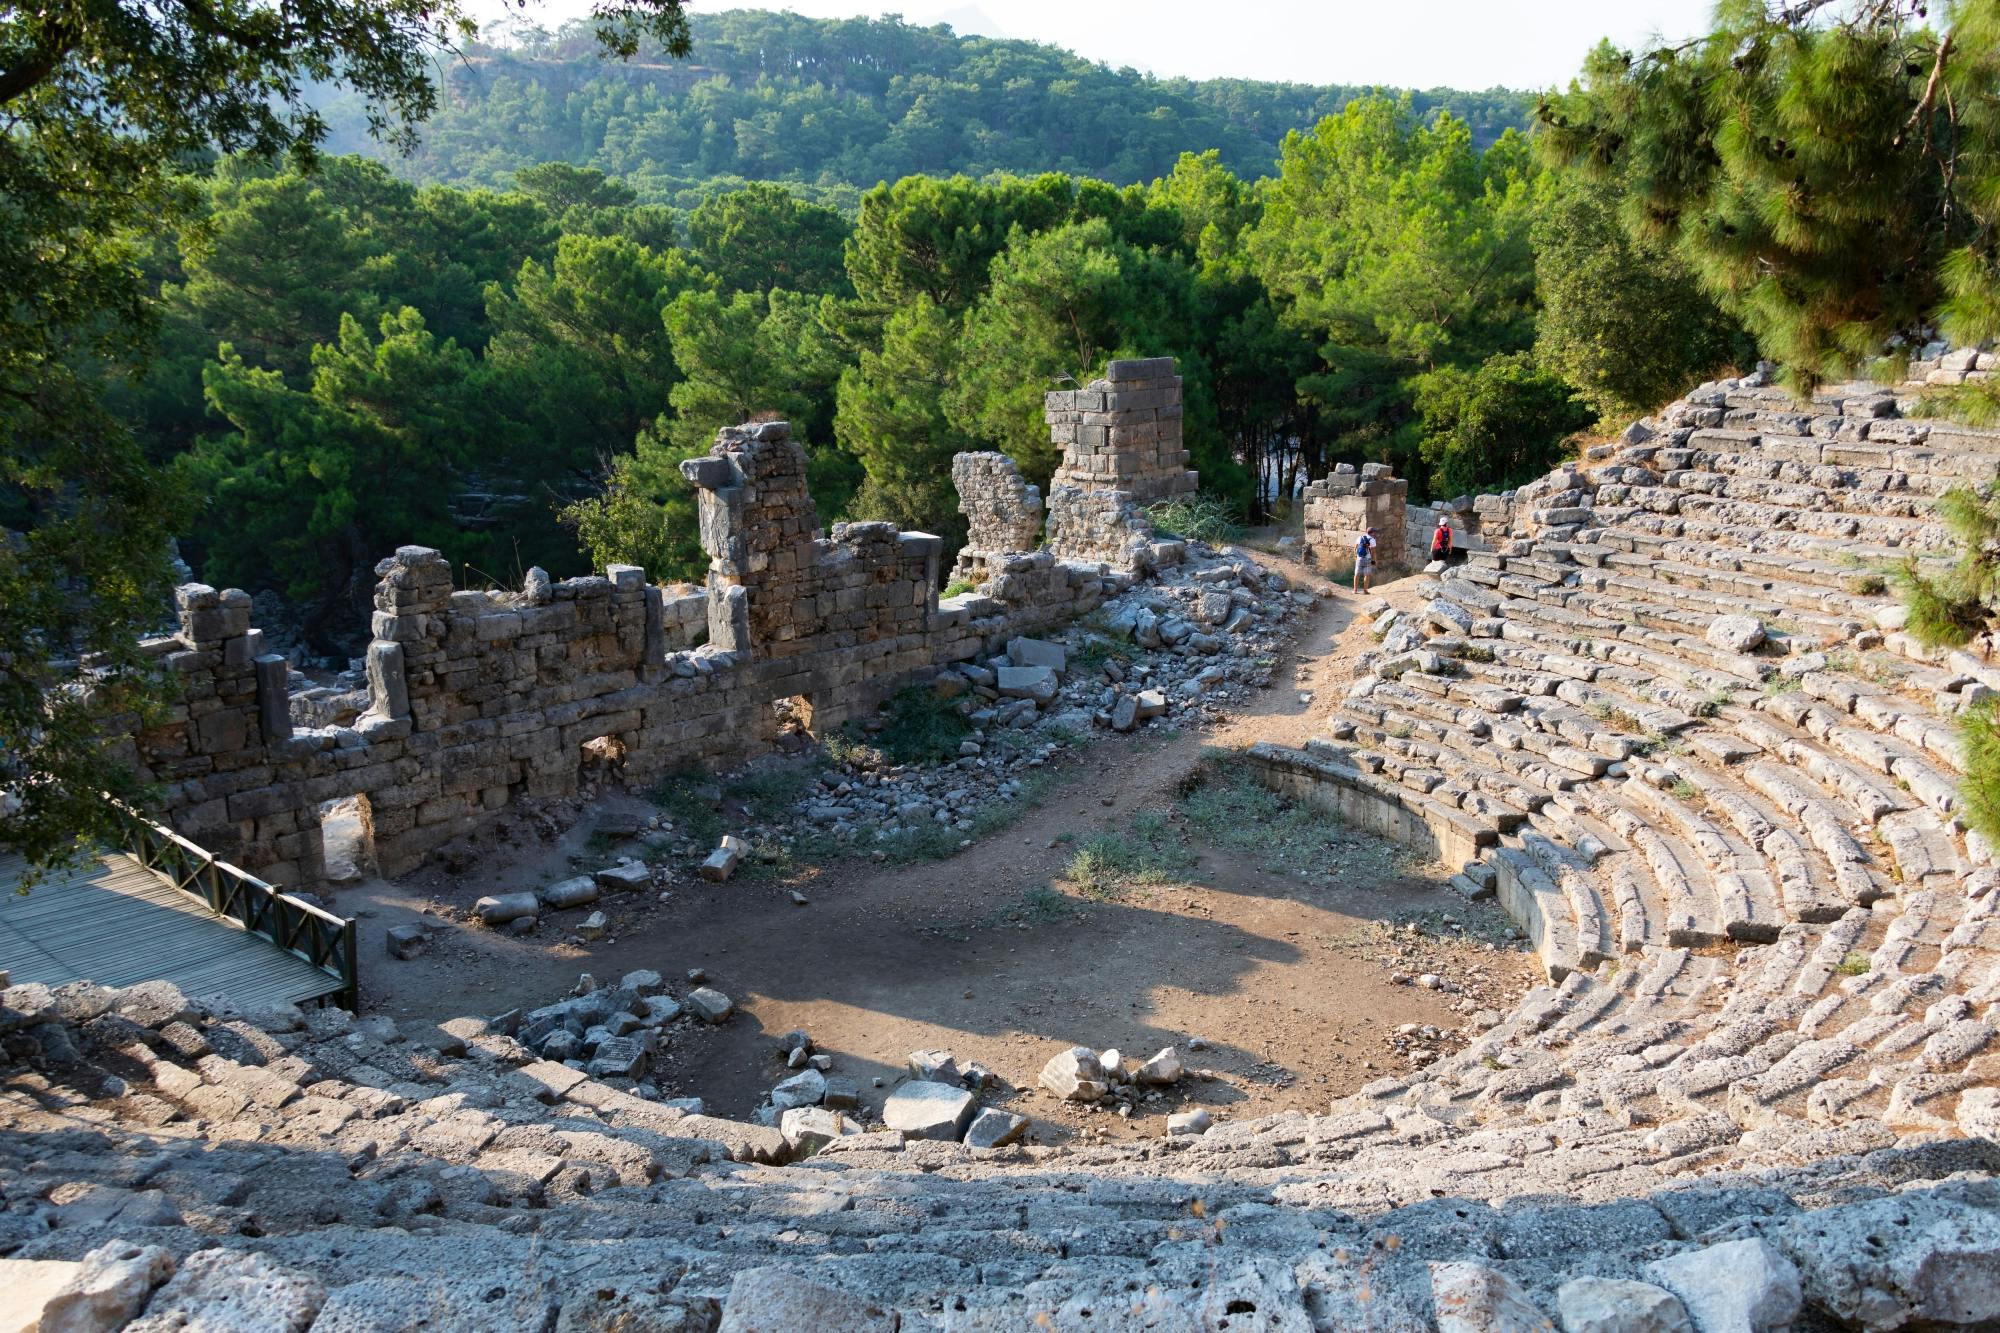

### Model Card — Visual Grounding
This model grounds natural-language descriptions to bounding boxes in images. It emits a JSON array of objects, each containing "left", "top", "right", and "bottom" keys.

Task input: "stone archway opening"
[
  {"left": 768, "top": 694, "right": 817, "bottom": 754},
  {"left": 318, "top": 795, "right": 375, "bottom": 883}
]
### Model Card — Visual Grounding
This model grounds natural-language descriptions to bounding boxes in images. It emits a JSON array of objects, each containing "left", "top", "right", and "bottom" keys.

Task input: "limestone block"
[
  {"left": 1706, "top": 615, "right": 1767, "bottom": 654},
  {"left": 1430, "top": 1262, "right": 1554, "bottom": 1333},
  {"left": 1646, "top": 1239, "right": 1800, "bottom": 1333},
  {"left": 686, "top": 987, "right": 733, "bottom": 1024},
  {"left": 964, "top": 1107, "right": 1028, "bottom": 1149},
  {"left": 881, "top": 1079, "right": 976, "bottom": 1140},
  {"left": 1556, "top": 1278, "right": 1693, "bottom": 1333},
  {"left": 716, "top": 1268, "right": 895, "bottom": 1333},
  {"left": 37, "top": 1241, "right": 173, "bottom": 1333},
  {"left": 1773, "top": 1192, "right": 2000, "bottom": 1330},
  {"left": 771, "top": 1069, "right": 825, "bottom": 1111},
  {"left": 1040, "top": 1046, "right": 1107, "bottom": 1101},
  {"left": 779, "top": 1106, "right": 857, "bottom": 1154},
  {"left": 123, "top": 1248, "right": 323, "bottom": 1333},
  {"left": 701, "top": 835, "right": 745, "bottom": 882}
]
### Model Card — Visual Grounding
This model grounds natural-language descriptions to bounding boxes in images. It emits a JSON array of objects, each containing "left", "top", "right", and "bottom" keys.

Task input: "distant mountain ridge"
[{"left": 318, "top": 8, "right": 1531, "bottom": 207}]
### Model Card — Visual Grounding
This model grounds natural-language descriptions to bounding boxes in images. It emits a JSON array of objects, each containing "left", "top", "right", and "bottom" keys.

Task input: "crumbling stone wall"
[
  {"left": 950, "top": 452, "right": 1043, "bottom": 585},
  {"left": 1043, "top": 357, "right": 1197, "bottom": 571},
  {"left": 134, "top": 422, "right": 1115, "bottom": 888},
  {"left": 1300, "top": 463, "right": 1408, "bottom": 572}
]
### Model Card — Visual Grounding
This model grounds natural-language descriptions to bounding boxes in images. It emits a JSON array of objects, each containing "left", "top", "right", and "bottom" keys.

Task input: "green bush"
[{"left": 830, "top": 685, "right": 972, "bottom": 767}]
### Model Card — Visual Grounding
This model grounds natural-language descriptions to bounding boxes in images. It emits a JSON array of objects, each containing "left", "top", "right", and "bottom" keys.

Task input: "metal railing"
[{"left": 119, "top": 809, "right": 358, "bottom": 1010}]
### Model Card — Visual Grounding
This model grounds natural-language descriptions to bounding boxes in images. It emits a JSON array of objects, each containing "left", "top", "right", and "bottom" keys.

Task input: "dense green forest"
[
  {"left": 99, "top": 15, "right": 1755, "bottom": 657},
  {"left": 10, "top": 0, "right": 1998, "bottom": 871},
  {"left": 315, "top": 10, "right": 1532, "bottom": 208}
]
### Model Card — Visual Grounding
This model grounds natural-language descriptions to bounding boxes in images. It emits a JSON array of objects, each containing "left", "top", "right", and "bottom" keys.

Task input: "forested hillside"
[
  {"left": 12, "top": 0, "right": 1997, "bottom": 873},
  {"left": 315, "top": 10, "right": 1531, "bottom": 205}
]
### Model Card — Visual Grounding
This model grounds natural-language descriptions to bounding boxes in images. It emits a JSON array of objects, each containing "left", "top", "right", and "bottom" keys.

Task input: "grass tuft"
[{"left": 1145, "top": 493, "right": 1243, "bottom": 545}]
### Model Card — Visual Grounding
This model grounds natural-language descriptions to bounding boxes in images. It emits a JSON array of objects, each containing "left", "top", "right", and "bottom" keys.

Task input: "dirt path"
[{"left": 343, "top": 561, "right": 1531, "bottom": 1143}]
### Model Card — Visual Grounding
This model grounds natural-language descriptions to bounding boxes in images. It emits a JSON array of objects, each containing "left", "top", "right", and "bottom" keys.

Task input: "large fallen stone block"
[
  {"left": 701, "top": 836, "right": 746, "bottom": 882},
  {"left": 1039, "top": 1046, "right": 1107, "bottom": 1101},
  {"left": 1135, "top": 1047, "right": 1184, "bottom": 1085},
  {"left": 770, "top": 1069, "right": 826, "bottom": 1111},
  {"left": 594, "top": 862, "right": 652, "bottom": 892},
  {"left": 685, "top": 988, "right": 733, "bottom": 1024},
  {"left": 964, "top": 1107, "right": 1028, "bottom": 1149},
  {"left": 996, "top": 664, "right": 1058, "bottom": 706},
  {"left": 1646, "top": 1239, "right": 1799, "bottom": 1333},
  {"left": 882, "top": 1080, "right": 977, "bottom": 1140},
  {"left": 779, "top": 1106, "right": 857, "bottom": 1155},
  {"left": 1007, "top": 636, "right": 1066, "bottom": 673},
  {"left": 906, "top": 1049, "right": 960, "bottom": 1083}
]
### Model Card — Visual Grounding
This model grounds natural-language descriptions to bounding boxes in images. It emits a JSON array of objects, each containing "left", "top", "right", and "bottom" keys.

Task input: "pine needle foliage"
[
  {"left": 1958, "top": 696, "right": 2000, "bottom": 848},
  {"left": 1537, "top": 1, "right": 2000, "bottom": 392},
  {"left": 1893, "top": 486, "right": 2000, "bottom": 649}
]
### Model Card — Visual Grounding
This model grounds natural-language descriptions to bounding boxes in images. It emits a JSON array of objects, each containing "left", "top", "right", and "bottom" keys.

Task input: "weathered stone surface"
[
  {"left": 995, "top": 664, "right": 1057, "bottom": 705},
  {"left": 964, "top": 1107, "right": 1028, "bottom": 1149},
  {"left": 1774, "top": 1192, "right": 2000, "bottom": 1330},
  {"left": 124, "top": 1249, "right": 323, "bottom": 1333},
  {"left": 882, "top": 1080, "right": 977, "bottom": 1140},
  {"left": 39, "top": 1242, "right": 173, "bottom": 1333},
  {"left": 1646, "top": 1240, "right": 1799, "bottom": 1333},
  {"left": 778, "top": 1106, "right": 855, "bottom": 1155},
  {"left": 1706, "top": 614, "right": 1767, "bottom": 653},
  {"left": 384, "top": 924, "right": 427, "bottom": 960},
  {"left": 1135, "top": 1046, "right": 1184, "bottom": 1084},
  {"left": 1431, "top": 1261, "right": 1554, "bottom": 1333},
  {"left": 685, "top": 988, "right": 733, "bottom": 1024},
  {"left": 311, "top": 1274, "right": 559, "bottom": 1332},
  {"left": 1556, "top": 1277, "right": 1694, "bottom": 1333},
  {"left": 1039, "top": 1046, "right": 1107, "bottom": 1101},
  {"left": 906, "top": 1049, "right": 960, "bottom": 1083},
  {"left": 474, "top": 891, "right": 540, "bottom": 925},
  {"left": 770, "top": 1069, "right": 826, "bottom": 1111},
  {"left": 716, "top": 1267, "right": 896, "bottom": 1333},
  {"left": 539, "top": 876, "right": 601, "bottom": 910},
  {"left": 594, "top": 862, "right": 651, "bottom": 892},
  {"left": 701, "top": 836, "right": 746, "bottom": 883},
  {"left": 109, "top": 981, "right": 194, "bottom": 1030}
]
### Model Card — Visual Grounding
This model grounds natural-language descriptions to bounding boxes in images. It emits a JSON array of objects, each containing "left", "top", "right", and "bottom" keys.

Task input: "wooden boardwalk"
[{"left": 0, "top": 850, "right": 345, "bottom": 1009}]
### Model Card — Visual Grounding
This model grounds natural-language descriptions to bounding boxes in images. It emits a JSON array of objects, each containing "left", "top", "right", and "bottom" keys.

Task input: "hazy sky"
[{"left": 478, "top": 1, "right": 1720, "bottom": 89}]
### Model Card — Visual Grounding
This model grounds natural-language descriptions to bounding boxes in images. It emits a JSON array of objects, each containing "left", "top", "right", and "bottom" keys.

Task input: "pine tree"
[{"left": 1537, "top": 3, "right": 2000, "bottom": 391}]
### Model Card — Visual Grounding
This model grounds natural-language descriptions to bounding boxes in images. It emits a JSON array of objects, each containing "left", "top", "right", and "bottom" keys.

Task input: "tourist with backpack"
[
  {"left": 1431, "top": 515, "right": 1457, "bottom": 566},
  {"left": 1353, "top": 526, "right": 1378, "bottom": 593}
]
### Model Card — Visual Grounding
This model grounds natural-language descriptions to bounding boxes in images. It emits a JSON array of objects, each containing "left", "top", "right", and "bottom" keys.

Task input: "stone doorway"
[{"left": 318, "top": 795, "right": 375, "bottom": 884}]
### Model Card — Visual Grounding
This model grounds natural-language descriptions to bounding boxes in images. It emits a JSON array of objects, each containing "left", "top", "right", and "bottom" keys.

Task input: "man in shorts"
[{"left": 1353, "top": 526, "right": 1377, "bottom": 593}]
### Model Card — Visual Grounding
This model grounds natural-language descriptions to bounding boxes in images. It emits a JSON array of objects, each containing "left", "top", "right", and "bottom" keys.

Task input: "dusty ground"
[{"left": 338, "top": 556, "right": 1539, "bottom": 1145}]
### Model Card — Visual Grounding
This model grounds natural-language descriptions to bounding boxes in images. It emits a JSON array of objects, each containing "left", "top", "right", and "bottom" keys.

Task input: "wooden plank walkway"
[{"left": 0, "top": 850, "right": 344, "bottom": 1009}]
